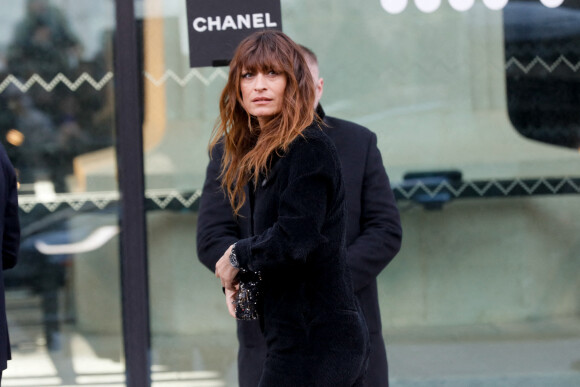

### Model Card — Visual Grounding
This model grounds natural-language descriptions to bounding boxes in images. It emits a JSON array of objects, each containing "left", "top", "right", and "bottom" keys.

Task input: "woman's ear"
[{"left": 314, "top": 77, "right": 324, "bottom": 107}]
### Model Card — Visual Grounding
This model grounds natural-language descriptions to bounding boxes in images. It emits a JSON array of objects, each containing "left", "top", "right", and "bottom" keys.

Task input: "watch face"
[{"left": 229, "top": 245, "right": 239, "bottom": 268}]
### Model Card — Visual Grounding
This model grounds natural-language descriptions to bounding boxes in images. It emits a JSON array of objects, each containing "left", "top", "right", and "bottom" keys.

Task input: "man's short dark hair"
[{"left": 299, "top": 45, "right": 318, "bottom": 65}]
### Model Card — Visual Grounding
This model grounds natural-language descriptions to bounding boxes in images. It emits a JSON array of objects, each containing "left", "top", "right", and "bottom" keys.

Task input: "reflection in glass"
[
  {"left": 0, "top": 1, "right": 124, "bottom": 385},
  {"left": 1, "top": 0, "right": 116, "bottom": 194},
  {"left": 504, "top": 0, "right": 580, "bottom": 149}
]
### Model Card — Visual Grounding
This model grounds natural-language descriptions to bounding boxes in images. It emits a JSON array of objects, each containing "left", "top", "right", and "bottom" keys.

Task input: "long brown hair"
[{"left": 209, "top": 30, "right": 316, "bottom": 215}]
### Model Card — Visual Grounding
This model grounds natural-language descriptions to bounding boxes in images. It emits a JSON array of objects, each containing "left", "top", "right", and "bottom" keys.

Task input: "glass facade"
[
  {"left": 0, "top": 0, "right": 125, "bottom": 386},
  {"left": 0, "top": 0, "right": 579, "bottom": 386}
]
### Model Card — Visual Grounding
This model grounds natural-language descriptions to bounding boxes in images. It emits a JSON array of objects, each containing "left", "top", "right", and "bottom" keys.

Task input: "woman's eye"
[{"left": 241, "top": 72, "right": 253, "bottom": 78}]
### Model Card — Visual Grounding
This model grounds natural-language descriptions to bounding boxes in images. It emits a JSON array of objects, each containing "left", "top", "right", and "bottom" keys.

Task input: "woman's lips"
[{"left": 252, "top": 97, "right": 272, "bottom": 103}]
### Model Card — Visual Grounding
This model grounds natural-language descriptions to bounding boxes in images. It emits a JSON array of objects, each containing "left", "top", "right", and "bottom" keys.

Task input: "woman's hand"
[
  {"left": 215, "top": 244, "right": 240, "bottom": 291},
  {"left": 225, "top": 285, "right": 239, "bottom": 318}
]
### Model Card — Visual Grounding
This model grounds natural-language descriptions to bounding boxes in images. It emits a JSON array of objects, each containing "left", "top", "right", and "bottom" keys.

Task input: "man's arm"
[
  {"left": 196, "top": 146, "right": 239, "bottom": 273},
  {"left": 346, "top": 133, "right": 402, "bottom": 292}
]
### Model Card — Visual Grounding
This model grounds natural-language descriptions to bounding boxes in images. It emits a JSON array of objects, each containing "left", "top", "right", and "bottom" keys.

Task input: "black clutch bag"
[{"left": 235, "top": 269, "right": 262, "bottom": 320}]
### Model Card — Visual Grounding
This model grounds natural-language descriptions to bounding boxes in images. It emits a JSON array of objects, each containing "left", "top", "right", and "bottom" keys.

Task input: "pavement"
[
  {"left": 387, "top": 317, "right": 580, "bottom": 387},
  {"left": 3, "top": 290, "right": 580, "bottom": 386}
]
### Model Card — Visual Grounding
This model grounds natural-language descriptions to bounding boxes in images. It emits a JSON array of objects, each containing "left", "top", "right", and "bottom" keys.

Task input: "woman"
[{"left": 212, "top": 30, "right": 369, "bottom": 386}]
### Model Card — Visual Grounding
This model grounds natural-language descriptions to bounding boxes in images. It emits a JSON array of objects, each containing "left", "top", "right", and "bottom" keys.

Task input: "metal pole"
[{"left": 114, "top": 1, "right": 151, "bottom": 386}]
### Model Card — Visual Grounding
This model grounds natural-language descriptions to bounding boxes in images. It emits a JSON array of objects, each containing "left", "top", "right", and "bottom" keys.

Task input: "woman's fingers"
[{"left": 225, "top": 287, "right": 238, "bottom": 318}]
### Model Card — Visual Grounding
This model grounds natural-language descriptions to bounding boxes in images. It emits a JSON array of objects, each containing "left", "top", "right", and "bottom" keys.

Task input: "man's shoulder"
[
  {"left": 298, "top": 123, "right": 335, "bottom": 147},
  {"left": 286, "top": 125, "right": 341, "bottom": 169},
  {"left": 323, "top": 115, "right": 375, "bottom": 139}
]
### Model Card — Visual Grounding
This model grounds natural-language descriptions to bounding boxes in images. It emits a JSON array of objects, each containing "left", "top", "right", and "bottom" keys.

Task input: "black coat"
[
  {"left": 235, "top": 124, "right": 369, "bottom": 385},
  {"left": 197, "top": 111, "right": 402, "bottom": 386},
  {"left": 0, "top": 143, "right": 20, "bottom": 371}
]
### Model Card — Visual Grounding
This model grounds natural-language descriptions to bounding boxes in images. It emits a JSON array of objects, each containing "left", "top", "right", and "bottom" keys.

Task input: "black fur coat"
[{"left": 234, "top": 124, "right": 369, "bottom": 385}]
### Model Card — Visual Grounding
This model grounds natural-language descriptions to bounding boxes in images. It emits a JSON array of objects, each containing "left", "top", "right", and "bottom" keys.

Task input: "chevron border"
[
  {"left": 0, "top": 68, "right": 229, "bottom": 94},
  {"left": 2, "top": 56, "right": 576, "bottom": 95},
  {"left": 18, "top": 189, "right": 202, "bottom": 214},
  {"left": 143, "top": 68, "right": 228, "bottom": 87},
  {"left": 15, "top": 177, "right": 580, "bottom": 214},
  {"left": 393, "top": 177, "right": 580, "bottom": 202},
  {"left": 505, "top": 56, "right": 580, "bottom": 74},
  {"left": 0, "top": 72, "right": 114, "bottom": 93}
]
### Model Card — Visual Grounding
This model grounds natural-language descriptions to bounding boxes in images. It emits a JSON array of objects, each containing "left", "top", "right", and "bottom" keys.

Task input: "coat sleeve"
[
  {"left": 196, "top": 146, "right": 240, "bottom": 273},
  {"left": 346, "top": 132, "right": 402, "bottom": 292},
  {"left": 234, "top": 139, "right": 337, "bottom": 273},
  {"left": 2, "top": 146, "right": 20, "bottom": 271}
]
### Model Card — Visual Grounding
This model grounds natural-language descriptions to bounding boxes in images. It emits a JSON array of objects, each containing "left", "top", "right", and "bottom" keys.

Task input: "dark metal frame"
[{"left": 114, "top": 1, "right": 151, "bottom": 386}]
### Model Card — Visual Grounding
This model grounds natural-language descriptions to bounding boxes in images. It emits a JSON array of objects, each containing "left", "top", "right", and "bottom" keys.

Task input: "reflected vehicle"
[
  {"left": 4, "top": 206, "right": 118, "bottom": 351},
  {"left": 504, "top": 0, "right": 580, "bottom": 149}
]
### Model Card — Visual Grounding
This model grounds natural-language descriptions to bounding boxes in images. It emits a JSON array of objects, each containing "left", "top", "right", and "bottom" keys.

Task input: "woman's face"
[{"left": 240, "top": 68, "right": 287, "bottom": 124}]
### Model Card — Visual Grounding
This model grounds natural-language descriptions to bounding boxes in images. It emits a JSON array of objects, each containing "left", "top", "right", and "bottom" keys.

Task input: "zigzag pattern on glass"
[
  {"left": 18, "top": 189, "right": 202, "bottom": 214},
  {"left": 393, "top": 177, "right": 580, "bottom": 201},
  {"left": 143, "top": 69, "right": 228, "bottom": 87},
  {"left": 15, "top": 177, "right": 580, "bottom": 214},
  {"left": 0, "top": 72, "right": 114, "bottom": 93},
  {"left": 506, "top": 56, "right": 580, "bottom": 74}
]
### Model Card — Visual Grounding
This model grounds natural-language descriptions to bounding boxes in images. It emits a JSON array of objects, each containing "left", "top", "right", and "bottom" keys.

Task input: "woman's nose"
[{"left": 254, "top": 73, "right": 267, "bottom": 90}]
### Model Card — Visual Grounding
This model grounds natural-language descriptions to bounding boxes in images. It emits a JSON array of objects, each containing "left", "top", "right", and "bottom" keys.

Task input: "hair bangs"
[{"left": 236, "top": 35, "right": 288, "bottom": 76}]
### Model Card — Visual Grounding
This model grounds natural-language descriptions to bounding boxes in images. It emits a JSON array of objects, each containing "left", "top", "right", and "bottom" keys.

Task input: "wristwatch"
[{"left": 229, "top": 244, "right": 239, "bottom": 268}]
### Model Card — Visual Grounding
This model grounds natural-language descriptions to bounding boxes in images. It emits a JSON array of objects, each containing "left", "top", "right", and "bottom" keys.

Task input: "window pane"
[
  {"left": 139, "top": 0, "right": 237, "bottom": 383},
  {"left": 144, "top": 0, "right": 580, "bottom": 385},
  {"left": 1, "top": 1, "right": 125, "bottom": 385},
  {"left": 504, "top": 0, "right": 580, "bottom": 149}
]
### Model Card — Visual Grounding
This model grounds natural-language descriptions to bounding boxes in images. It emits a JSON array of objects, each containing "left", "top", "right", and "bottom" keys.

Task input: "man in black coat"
[
  {"left": 0, "top": 142, "right": 20, "bottom": 382},
  {"left": 197, "top": 48, "right": 402, "bottom": 386}
]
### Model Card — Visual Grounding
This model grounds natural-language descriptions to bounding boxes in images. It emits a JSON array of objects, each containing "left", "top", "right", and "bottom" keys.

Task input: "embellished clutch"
[{"left": 234, "top": 269, "right": 262, "bottom": 320}]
